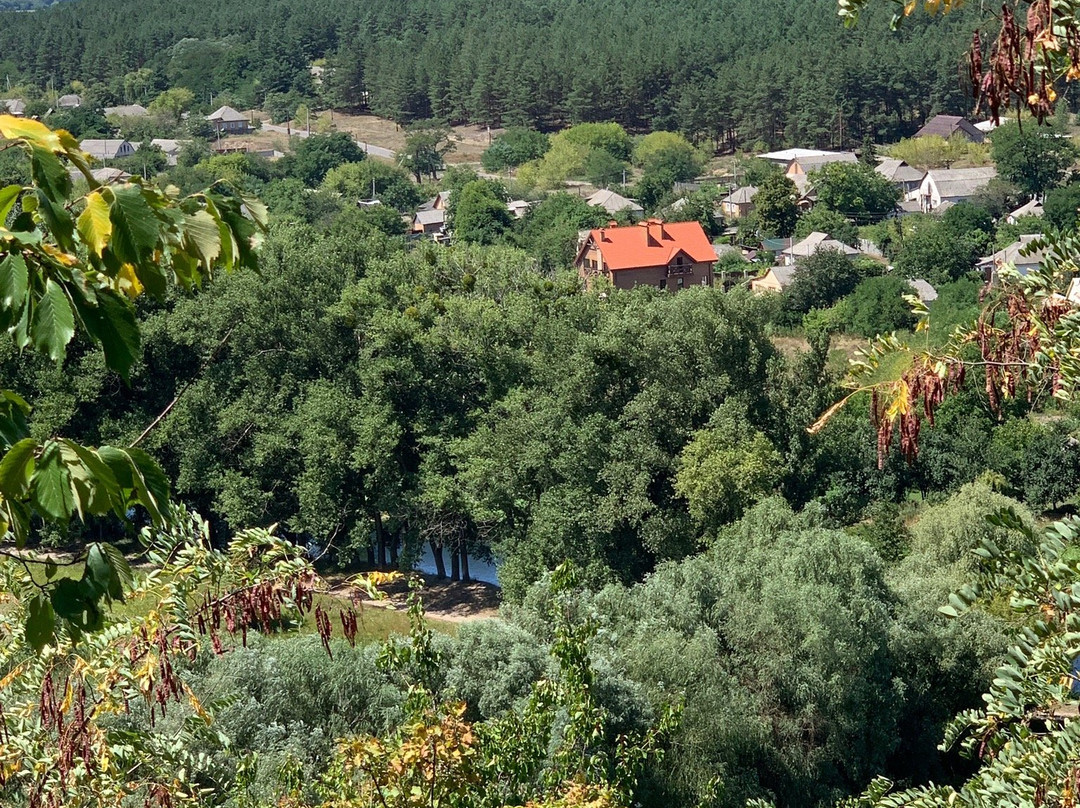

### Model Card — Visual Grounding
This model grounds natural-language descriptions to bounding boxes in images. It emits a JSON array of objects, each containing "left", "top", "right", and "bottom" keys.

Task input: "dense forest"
[{"left": 0, "top": 0, "right": 998, "bottom": 148}]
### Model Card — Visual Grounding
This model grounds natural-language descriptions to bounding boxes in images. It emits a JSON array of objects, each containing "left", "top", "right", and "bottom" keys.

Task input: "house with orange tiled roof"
[{"left": 574, "top": 219, "right": 716, "bottom": 292}]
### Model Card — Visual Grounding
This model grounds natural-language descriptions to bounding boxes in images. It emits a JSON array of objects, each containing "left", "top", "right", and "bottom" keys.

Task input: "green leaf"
[
  {"left": 25, "top": 595, "right": 55, "bottom": 652},
  {"left": 51, "top": 577, "right": 102, "bottom": 633},
  {"left": 109, "top": 186, "right": 161, "bottom": 281},
  {"left": 125, "top": 447, "right": 170, "bottom": 525},
  {"left": 34, "top": 187, "right": 75, "bottom": 252},
  {"left": 0, "top": 437, "right": 37, "bottom": 498},
  {"left": 182, "top": 209, "right": 222, "bottom": 270},
  {"left": 71, "top": 286, "right": 140, "bottom": 380},
  {"left": 31, "top": 441, "right": 74, "bottom": 522},
  {"left": 0, "top": 253, "right": 28, "bottom": 309},
  {"left": 31, "top": 279, "right": 75, "bottom": 362},
  {"left": 0, "top": 184, "right": 20, "bottom": 221},
  {"left": 64, "top": 441, "right": 122, "bottom": 517},
  {"left": 85, "top": 543, "right": 125, "bottom": 603}
]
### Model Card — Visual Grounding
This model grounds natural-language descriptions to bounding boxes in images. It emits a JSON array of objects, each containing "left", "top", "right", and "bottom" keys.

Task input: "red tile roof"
[{"left": 579, "top": 220, "right": 717, "bottom": 271}]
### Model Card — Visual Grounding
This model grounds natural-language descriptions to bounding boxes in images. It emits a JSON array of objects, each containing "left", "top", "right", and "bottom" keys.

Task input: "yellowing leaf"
[
  {"left": 118, "top": 263, "right": 144, "bottom": 298},
  {"left": 77, "top": 191, "right": 112, "bottom": 258},
  {"left": 0, "top": 115, "right": 62, "bottom": 153}
]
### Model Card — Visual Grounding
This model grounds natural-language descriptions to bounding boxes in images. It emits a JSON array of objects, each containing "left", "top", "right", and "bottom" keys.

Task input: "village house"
[
  {"left": 1007, "top": 198, "right": 1045, "bottom": 224},
  {"left": 778, "top": 231, "right": 860, "bottom": 265},
  {"left": 57, "top": 94, "right": 82, "bottom": 109},
  {"left": 914, "top": 166, "right": 997, "bottom": 212},
  {"left": 104, "top": 104, "right": 149, "bottom": 118},
  {"left": 875, "top": 158, "right": 925, "bottom": 196},
  {"left": 750, "top": 265, "right": 796, "bottom": 294},
  {"left": 907, "top": 278, "right": 938, "bottom": 303},
  {"left": 979, "top": 234, "right": 1047, "bottom": 282},
  {"left": 914, "top": 114, "right": 986, "bottom": 143},
  {"left": 575, "top": 219, "right": 716, "bottom": 291},
  {"left": 586, "top": 189, "right": 645, "bottom": 220},
  {"left": 785, "top": 152, "right": 858, "bottom": 177},
  {"left": 79, "top": 139, "right": 136, "bottom": 161},
  {"left": 719, "top": 186, "right": 757, "bottom": 219},
  {"left": 507, "top": 199, "right": 531, "bottom": 219},
  {"left": 758, "top": 148, "right": 845, "bottom": 166},
  {"left": 1, "top": 99, "right": 26, "bottom": 117},
  {"left": 206, "top": 105, "right": 250, "bottom": 135},
  {"left": 411, "top": 208, "right": 447, "bottom": 238},
  {"left": 150, "top": 139, "right": 187, "bottom": 166}
]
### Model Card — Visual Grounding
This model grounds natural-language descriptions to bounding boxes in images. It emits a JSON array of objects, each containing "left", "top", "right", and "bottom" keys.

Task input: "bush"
[{"left": 842, "top": 275, "right": 916, "bottom": 336}]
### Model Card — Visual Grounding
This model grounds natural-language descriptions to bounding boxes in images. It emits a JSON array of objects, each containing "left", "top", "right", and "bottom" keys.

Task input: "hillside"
[{"left": 0, "top": 0, "right": 983, "bottom": 150}]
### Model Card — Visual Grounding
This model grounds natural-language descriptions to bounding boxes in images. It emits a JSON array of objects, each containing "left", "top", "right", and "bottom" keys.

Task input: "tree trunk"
[
  {"left": 366, "top": 544, "right": 376, "bottom": 567},
  {"left": 374, "top": 517, "right": 387, "bottom": 569},
  {"left": 389, "top": 535, "right": 399, "bottom": 567},
  {"left": 460, "top": 546, "right": 470, "bottom": 582},
  {"left": 429, "top": 540, "right": 446, "bottom": 579},
  {"left": 450, "top": 548, "right": 460, "bottom": 582}
]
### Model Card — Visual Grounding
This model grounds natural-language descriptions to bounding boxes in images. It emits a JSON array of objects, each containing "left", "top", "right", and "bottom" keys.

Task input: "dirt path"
[{"left": 325, "top": 571, "right": 502, "bottom": 623}]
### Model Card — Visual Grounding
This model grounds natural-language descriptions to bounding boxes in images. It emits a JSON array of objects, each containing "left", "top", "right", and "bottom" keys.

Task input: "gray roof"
[
  {"left": 783, "top": 231, "right": 859, "bottom": 258},
  {"left": 79, "top": 139, "right": 133, "bottom": 160},
  {"left": 765, "top": 266, "right": 796, "bottom": 288},
  {"left": 713, "top": 244, "right": 745, "bottom": 260},
  {"left": 104, "top": 104, "right": 149, "bottom": 117},
  {"left": 722, "top": 185, "right": 757, "bottom": 205},
  {"left": 915, "top": 115, "right": 985, "bottom": 142},
  {"left": 875, "top": 158, "right": 925, "bottom": 184},
  {"left": 794, "top": 152, "right": 858, "bottom": 172},
  {"left": 57, "top": 94, "right": 82, "bottom": 108},
  {"left": 586, "top": 189, "right": 644, "bottom": 215},
  {"left": 906, "top": 278, "right": 938, "bottom": 303},
  {"left": 1, "top": 98, "right": 26, "bottom": 115},
  {"left": 980, "top": 234, "right": 1047, "bottom": 271},
  {"left": 207, "top": 105, "right": 247, "bottom": 123},
  {"left": 1009, "top": 198, "right": 1045, "bottom": 220},
  {"left": 926, "top": 166, "right": 997, "bottom": 200},
  {"left": 414, "top": 209, "right": 446, "bottom": 227}
]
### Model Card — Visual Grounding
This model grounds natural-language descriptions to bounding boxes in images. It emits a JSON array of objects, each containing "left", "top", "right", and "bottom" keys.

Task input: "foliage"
[
  {"left": 481, "top": 127, "right": 550, "bottom": 172},
  {"left": 401, "top": 122, "right": 454, "bottom": 183},
  {"left": 990, "top": 119, "right": 1077, "bottom": 198},
  {"left": 809, "top": 161, "right": 899, "bottom": 223},
  {"left": 891, "top": 215, "right": 980, "bottom": 285},
  {"left": 753, "top": 173, "right": 798, "bottom": 238},
  {"left": 320, "top": 160, "right": 421, "bottom": 211},
  {"left": 842, "top": 275, "right": 917, "bottom": 336},
  {"left": 281, "top": 132, "right": 366, "bottom": 188},
  {"left": 1043, "top": 181, "right": 1080, "bottom": 231},
  {"left": 673, "top": 399, "right": 781, "bottom": 531},
  {"left": 514, "top": 192, "right": 606, "bottom": 271},
  {"left": 794, "top": 205, "right": 859, "bottom": 245},
  {"left": 887, "top": 134, "right": 992, "bottom": 170},
  {"left": 0, "top": 115, "right": 265, "bottom": 637},
  {"left": 783, "top": 248, "right": 867, "bottom": 316},
  {"left": 452, "top": 180, "right": 513, "bottom": 245}
]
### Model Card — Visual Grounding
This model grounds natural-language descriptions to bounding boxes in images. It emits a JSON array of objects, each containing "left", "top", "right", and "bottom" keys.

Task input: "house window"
[
  {"left": 677, "top": 278, "right": 684, "bottom": 288},
  {"left": 659, "top": 280, "right": 666, "bottom": 290}
]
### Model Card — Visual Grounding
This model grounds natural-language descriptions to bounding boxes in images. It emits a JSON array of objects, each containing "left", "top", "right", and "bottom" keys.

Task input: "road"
[{"left": 260, "top": 122, "right": 396, "bottom": 159}]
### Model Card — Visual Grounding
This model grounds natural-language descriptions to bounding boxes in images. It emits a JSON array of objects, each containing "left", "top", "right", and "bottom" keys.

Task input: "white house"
[
  {"left": 779, "top": 231, "right": 860, "bottom": 266},
  {"left": 914, "top": 166, "right": 997, "bottom": 212},
  {"left": 79, "top": 139, "right": 136, "bottom": 161},
  {"left": 979, "top": 234, "right": 1047, "bottom": 282},
  {"left": 1006, "top": 198, "right": 1045, "bottom": 224},
  {"left": 875, "top": 158, "right": 925, "bottom": 196}
]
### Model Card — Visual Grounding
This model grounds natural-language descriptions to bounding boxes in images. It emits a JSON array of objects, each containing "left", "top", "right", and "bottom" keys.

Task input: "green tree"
[
  {"left": 842, "top": 275, "right": 917, "bottom": 336},
  {"left": 990, "top": 119, "right": 1077, "bottom": 198},
  {"left": 281, "top": 131, "right": 366, "bottom": 187},
  {"left": 401, "top": 122, "right": 455, "bottom": 183},
  {"left": 674, "top": 400, "right": 781, "bottom": 531},
  {"left": 1043, "top": 181, "right": 1080, "bottom": 231},
  {"left": 794, "top": 205, "right": 859, "bottom": 245},
  {"left": 784, "top": 248, "right": 864, "bottom": 315},
  {"left": 321, "top": 159, "right": 421, "bottom": 211},
  {"left": 146, "top": 87, "right": 195, "bottom": 124},
  {"left": 810, "top": 161, "right": 899, "bottom": 223},
  {"left": 481, "top": 127, "right": 550, "bottom": 172},
  {"left": 631, "top": 131, "right": 705, "bottom": 183},
  {"left": 754, "top": 173, "right": 798, "bottom": 237},
  {"left": 452, "top": 179, "right": 513, "bottom": 244}
]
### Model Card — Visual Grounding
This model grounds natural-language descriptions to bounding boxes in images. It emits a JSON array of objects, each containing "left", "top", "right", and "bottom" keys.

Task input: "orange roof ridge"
[{"left": 581, "top": 220, "right": 716, "bottom": 271}]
